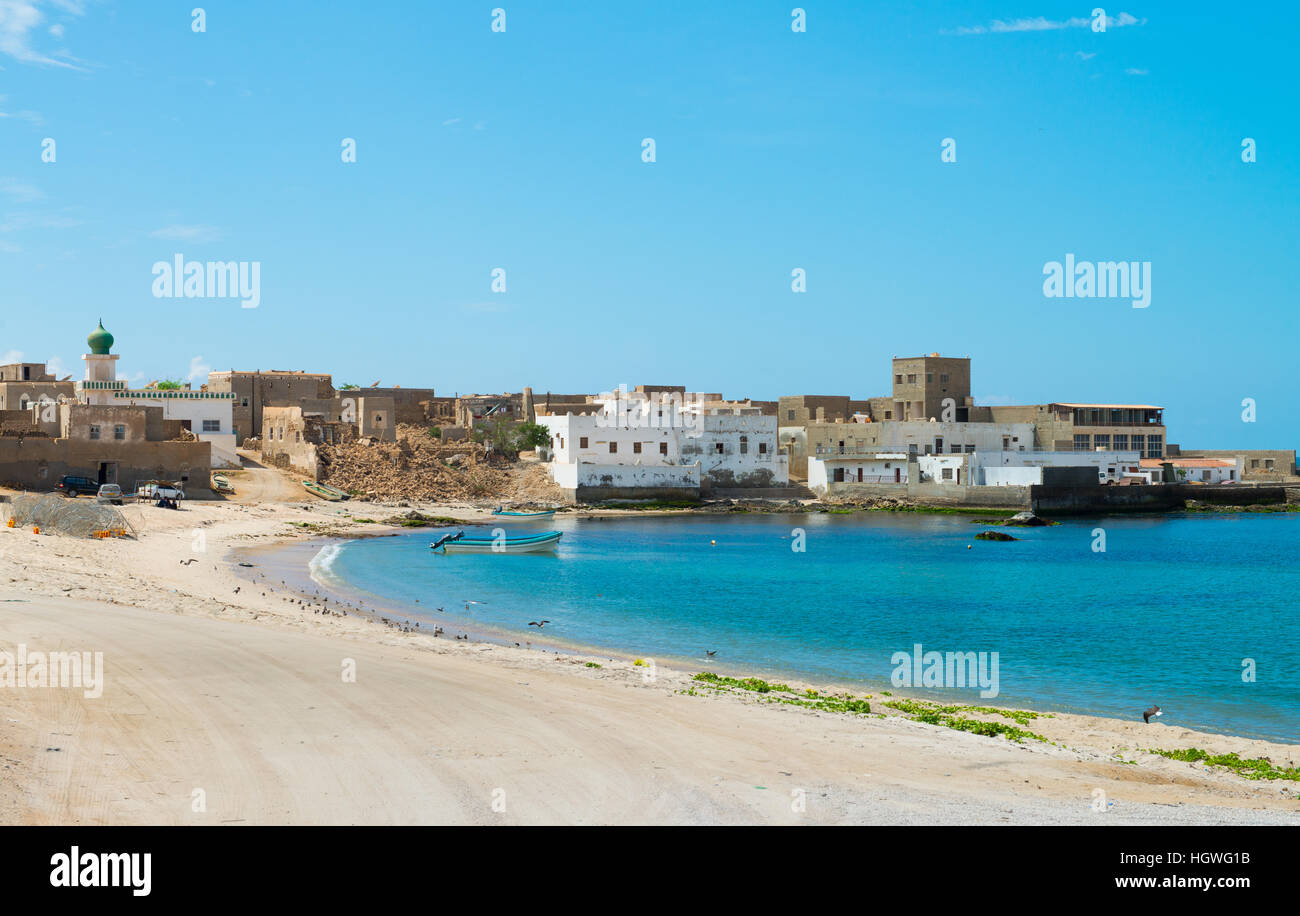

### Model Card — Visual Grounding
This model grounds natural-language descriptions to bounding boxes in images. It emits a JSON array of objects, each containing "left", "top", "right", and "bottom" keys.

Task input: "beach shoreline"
[{"left": 2, "top": 495, "right": 1298, "bottom": 825}]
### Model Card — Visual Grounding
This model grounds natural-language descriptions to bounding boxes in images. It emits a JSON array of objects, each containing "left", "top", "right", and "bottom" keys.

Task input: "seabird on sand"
[{"left": 1143, "top": 704, "right": 1162, "bottom": 723}]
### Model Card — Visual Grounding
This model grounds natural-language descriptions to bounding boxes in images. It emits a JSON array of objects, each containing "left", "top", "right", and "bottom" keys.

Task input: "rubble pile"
[{"left": 315, "top": 424, "right": 564, "bottom": 504}]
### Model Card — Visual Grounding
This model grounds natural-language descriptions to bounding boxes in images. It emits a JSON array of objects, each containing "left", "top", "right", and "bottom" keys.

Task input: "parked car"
[
  {"left": 136, "top": 482, "right": 184, "bottom": 504},
  {"left": 57, "top": 475, "right": 99, "bottom": 498},
  {"left": 96, "top": 484, "right": 124, "bottom": 505}
]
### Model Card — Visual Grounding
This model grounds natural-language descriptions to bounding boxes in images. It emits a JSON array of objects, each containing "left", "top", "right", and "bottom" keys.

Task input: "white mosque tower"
[{"left": 76, "top": 319, "right": 124, "bottom": 406}]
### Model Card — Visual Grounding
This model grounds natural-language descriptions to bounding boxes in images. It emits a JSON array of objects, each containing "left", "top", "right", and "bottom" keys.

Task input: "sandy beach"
[{"left": 1, "top": 478, "right": 1298, "bottom": 825}]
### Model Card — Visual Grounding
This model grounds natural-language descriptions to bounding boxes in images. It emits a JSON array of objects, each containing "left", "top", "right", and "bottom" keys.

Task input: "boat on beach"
[
  {"left": 211, "top": 473, "right": 235, "bottom": 494},
  {"left": 302, "top": 480, "right": 350, "bottom": 501},
  {"left": 430, "top": 530, "right": 563, "bottom": 554},
  {"left": 491, "top": 507, "right": 557, "bottom": 518}
]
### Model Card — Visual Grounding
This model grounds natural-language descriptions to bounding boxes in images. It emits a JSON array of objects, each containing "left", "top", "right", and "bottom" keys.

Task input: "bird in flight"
[
  {"left": 529, "top": 620, "right": 550, "bottom": 628},
  {"left": 1143, "top": 704, "right": 1162, "bottom": 723}
]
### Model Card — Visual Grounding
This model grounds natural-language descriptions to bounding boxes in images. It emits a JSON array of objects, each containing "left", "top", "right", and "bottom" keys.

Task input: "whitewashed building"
[
  {"left": 1137, "top": 457, "right": 1241, "bottom": 484},
  {"left": 808, "top": 453, "right": 910, "bottom": 492},
  {"left": 77, "top": 330, "right": 237, "bottom": 468},
  {"left": 973, "top": 450, "right": 1142, "bottom": 486},
  {"left": 537, "top": 390, "right": 787, "bottom": 500}
]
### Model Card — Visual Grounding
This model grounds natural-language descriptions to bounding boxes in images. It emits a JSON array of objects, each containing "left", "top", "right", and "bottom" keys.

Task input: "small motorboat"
[
  {"left": 211, "top": 473, "right": 235, "bottom": 494},
  {"left": 491, "top": 506, "right": 557, "bottom": 518},
  {"left": 431, "top": 530, "right": 562, "bottom": 554},
  {"left": 302, "top": 480, "right": 350, "bottom": 501}
]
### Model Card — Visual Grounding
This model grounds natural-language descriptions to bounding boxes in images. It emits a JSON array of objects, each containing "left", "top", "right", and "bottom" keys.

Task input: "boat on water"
[
  {"left": 210, "top": 473, "right": 235, "bottom": 494},
  {"left": 491, "top": 506, "right": 557, "bottom": 518},
  {"left": 302, "top": 480, "right": 350, "bottom": 501},
  {"left": 430, "top": 530, "right": 562, "bottom": 554}
]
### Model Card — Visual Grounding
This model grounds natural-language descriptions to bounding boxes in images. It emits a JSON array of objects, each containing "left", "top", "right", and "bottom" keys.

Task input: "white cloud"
[
  {"left": 0, "top": 0, "right": 87, "bottom": 69},
  {"left": 441, "top": 117, "right": 461, "bottom": 126},
  {"left": 1076, "top": 51, "right": 1097, "bottom": 60},
  {"left": 0, "top": 107, "right": 44, "bottom": 124},
  {"left": 186, "top": 355, "right": 211, "bottom": 384},
  {"left": 45, "top": 355, "right": 67, "bottom": 377},
  {"left": 150, "top": 224, "right": 223, "bottom": 243},
  {"left": 944, "top": 12, "right": 1143, "bottom": 35},
  {"left": 0, "top": 349, "right": 23, "bottom": 364},
  {"left": 0, "top": 177, "right": 42, "bottom": 201},
  {"left": 1125, "top": 67, "right": 1149, "bottom": 76}
]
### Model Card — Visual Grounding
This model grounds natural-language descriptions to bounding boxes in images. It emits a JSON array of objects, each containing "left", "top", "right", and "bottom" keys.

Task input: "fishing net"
[{"left": 2, "top": 493, "right": 138, "bottom": 539}]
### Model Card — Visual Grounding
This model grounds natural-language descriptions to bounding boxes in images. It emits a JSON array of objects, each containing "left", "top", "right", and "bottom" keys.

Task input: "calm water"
[{"left": 315, "top": 512, "right": 1300, "bottom": 742}]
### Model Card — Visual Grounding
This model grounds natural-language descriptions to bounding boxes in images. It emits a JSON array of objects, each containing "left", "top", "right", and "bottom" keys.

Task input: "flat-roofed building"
[
  {"left": 977, "top": 403, "right": 1167, "bottom": 458},
  {"left": 207, "top": 370, "right": 335, "bottom": 444},
  {"left": 0, "top": 360, "right": 75, "bottom": 413},
  {"left": 890, "top": 354, "right": 972, "bottom": 422}
]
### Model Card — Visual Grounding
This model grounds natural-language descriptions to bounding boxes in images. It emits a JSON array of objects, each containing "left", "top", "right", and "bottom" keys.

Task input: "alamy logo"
[
  {"left": 50, "top": 847, "right": 150, "bottom": 896},
  {"left": 1042, "top": 254, "right": 1150, "bottom": 309},
  {"left": 0, "top": 644, "right": 103, "bottom": 698},
  {"left": 152, "top": 253, "right": 261, "bottom": 309},
  {"left": 595, "top": 384, "right": 705, "bottom": 438},
  {"left": 891, "top": 643, "right": 1000, "bottom": 698}
]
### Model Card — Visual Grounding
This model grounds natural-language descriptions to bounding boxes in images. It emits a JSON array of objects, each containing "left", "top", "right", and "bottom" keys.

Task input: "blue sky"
[{"left": 1, "top": 1, "right": 1295, "bottom": 448}]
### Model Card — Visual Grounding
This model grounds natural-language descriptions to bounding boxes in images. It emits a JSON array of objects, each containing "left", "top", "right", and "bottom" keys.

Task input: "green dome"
[{"left": 87, "top": 319, "right": 114, "bottom": 355}]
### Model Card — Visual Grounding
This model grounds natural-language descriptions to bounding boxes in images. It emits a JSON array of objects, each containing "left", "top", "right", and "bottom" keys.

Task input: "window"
[
  {"left": 787, "top": 409, "right": 795, "bottom": 420},
  {"left": 1131, "top": 435, "right": 1145, "bottom": 454},
  {"left": 942, "top": 467, "right": 954, "bottom": 481},
  {"left": 833, "top": 467, "right": 845, "bottom": 482},
  {"left": 907, "top": 374, "right": 917, "bottom": 384},
  {"left": 715, "top": 442, "right": 724, "bottom": 454},
  {"left": 884, "top": 410, "right": 892, "bottom": 420},
  {"left": 633, "top": 442, "right": 642, "bottom": 454},
  {"left": 1002, "top": 437, "right": 1011, "bottom": 450},
  {"left": 295, "top": 431, "right": 301, "bottom": 442},
  {"left": 89, "top": 425, "right": 100, "bottom": 440},
  {"left": 1093, "top": 434, "right": 1110, "bottom": 450},
  {"left": 579, "top": 437, "right": 588, "bottom": 449},
  {"left": 609, "top": 442, "right": 617, "bottom": 454},
  {"left": 241, "top": 398, "right": 249, "bottom": 407},
  {"left": 1073, "top": 434, "right": 1091, "bottom": 451},
  {"left": 758, "top": 442, "right": 767, "bottom": 454},
  {"left": 964, "top": 445, "right": 976, "bottom": 453},
  {"left": 739, "top": 435, "right": 748, "bottom": 455},
  {"left": 926, "top": 373, "right": 933, "bottom": 383},
  {"left": 659, "top": 442, "right": 668, "bottom": 456},
  {"left": 202, "top": 419, "right": 221, "bottom": 432},
  {"left": 895, "top": 374, "right": 902, "bottom": 385},
  {"left": 1145, "top": 436, "right": 1162, "bottom": 458},
  {"left": 950, "top": 444, "right": 962, "bottom": 454},
  {"left": 940, "top": 373, "right": 950, "bottom": 383},
  {"left": 935, "top": 437, "right": 944, "bottom": 453},
  {"left": 1265, "top": 459, "right": 1275, "bottom": 469},
  {"left": 1113, "top": 434, "right": 1128, "bottom": 451},
  {"left": 113, "top": 424, "right": 126, "bottom": 440},
  {"left": 1251, "top": 458, "right": 1260, "bottom": 468}
]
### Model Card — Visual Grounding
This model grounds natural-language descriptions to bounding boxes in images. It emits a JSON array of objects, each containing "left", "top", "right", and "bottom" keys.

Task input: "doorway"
[{"left": 97, "top": 461, "right": 118, "bottom": 485}]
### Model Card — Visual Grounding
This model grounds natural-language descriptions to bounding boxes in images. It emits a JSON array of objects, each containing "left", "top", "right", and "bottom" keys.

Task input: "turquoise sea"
[{"left": 309, "top": 512, "right": 1300, "bottom": 742}]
